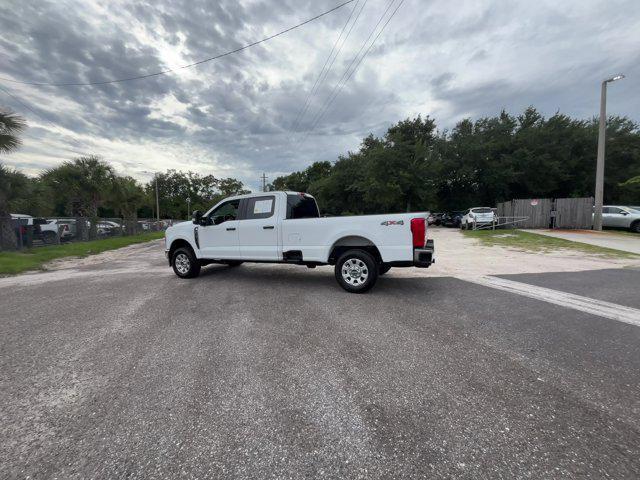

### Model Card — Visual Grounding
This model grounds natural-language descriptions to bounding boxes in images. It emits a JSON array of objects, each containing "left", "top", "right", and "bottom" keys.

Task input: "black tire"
[
  {"left": 378, "top": 263, "right": 392, "bottom": 275},
  {"left": 172, "top": 247, "right": 201, "bottom": 278},
  {"left": 224, "top": 260, "right": 243, "bottom": 267},
  {"left": 335, "top": 249, "right": 378, "bottom": 293},
  {"left": 631, "top": 221, "right": 640, "bottom": 234}
]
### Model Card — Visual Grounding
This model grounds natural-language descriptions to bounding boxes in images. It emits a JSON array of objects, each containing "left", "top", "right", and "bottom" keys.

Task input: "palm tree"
[
  {"left": 0, "top": 109, "right": 26, "bottom": 249},
  {"left": 41, "top": 156, "right": 116, "bottom": 239},
  {"left": 0, "top": 109, "right": 26, "bottom": 154}
]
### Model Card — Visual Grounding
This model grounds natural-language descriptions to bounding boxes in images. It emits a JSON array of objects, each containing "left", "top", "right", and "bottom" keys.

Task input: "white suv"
[{"left": 460, "top": 207, "right": 496, "bottom": 230}]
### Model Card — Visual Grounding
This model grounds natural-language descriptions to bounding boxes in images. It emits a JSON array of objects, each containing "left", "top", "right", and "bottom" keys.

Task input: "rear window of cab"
[{"left": 286, "top": 194, "right": 320, "bottom": 219}]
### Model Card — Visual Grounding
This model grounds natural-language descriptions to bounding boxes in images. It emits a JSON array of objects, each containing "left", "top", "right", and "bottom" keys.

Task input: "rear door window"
[{"left": 244, "top": 196, "right": 275, "bottom": 220}]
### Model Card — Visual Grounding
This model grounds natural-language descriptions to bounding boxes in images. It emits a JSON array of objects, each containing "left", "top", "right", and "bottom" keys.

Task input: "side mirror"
[{"left": 192, "top": 210, "right": 202, "bottom": 224}]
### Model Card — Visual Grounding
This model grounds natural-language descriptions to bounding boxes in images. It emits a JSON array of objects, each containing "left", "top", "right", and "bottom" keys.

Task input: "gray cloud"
[{"left": 1, "top": 0, "right": 639, "bottom": 190}]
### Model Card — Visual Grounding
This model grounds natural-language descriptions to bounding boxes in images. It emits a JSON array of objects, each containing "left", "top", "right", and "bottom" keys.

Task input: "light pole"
[{"left": 593, "top": 74, "right": 625, "bottom": 231}]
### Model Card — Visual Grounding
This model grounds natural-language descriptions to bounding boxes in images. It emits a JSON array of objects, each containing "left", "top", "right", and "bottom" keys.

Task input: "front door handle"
[
  {"left": 226, "top": 227, "right": 236, "bottom": 231},
  {"left": 263, "top": 225, "right": 274, "bottom": 230}
]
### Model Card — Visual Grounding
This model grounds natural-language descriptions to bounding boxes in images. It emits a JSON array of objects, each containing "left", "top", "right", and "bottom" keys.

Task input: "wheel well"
[
  {"left": 631, "top": 219, "right": 640, "bottom": 230},
  {"left": 328, "top": 236, "right": 382, "bottom": 265},
  {"left": 169, "top": 239, "right": 195, "bottom": 259}
]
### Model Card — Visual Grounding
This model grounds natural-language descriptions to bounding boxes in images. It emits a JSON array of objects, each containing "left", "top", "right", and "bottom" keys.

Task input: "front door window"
[{"left": 209, "top": 200, "right": 240, "bottom": 225}]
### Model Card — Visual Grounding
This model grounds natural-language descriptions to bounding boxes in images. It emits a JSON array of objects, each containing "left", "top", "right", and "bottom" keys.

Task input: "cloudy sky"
[{"left": 1, "top": 0, "right": 638, "bottom": 191}]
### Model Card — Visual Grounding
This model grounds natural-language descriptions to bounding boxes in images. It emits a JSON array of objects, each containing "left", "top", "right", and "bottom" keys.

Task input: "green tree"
[
  {"left": 41, "top": 156, "right": 116, "bottom": 239},
  {"left": 145, "top": 170, "right": 249, "bottom": 219},
  {"left": 0, "top": 109, "right": 26, "bottom": 154},
  {"left": 0, "top": 109, "right": 27, "bottom": 249},
  {"left": 109, "top": 176, "right": 145, "bottom": 234},
  {"left": 618, "top": 176, "right": 640, "bottom": 204}
]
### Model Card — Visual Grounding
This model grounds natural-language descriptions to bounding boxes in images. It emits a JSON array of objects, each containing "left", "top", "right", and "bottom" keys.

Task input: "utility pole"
[
  {"left": 593, "top": 74, "right": 625, "bottom": 230},
  {"left": 261, "top": 172, "right": 268, "bottom": 192},
  {"left": 140, "top": 170, "right": 161, "bottom": 229},
  {"left": 155, "top": 175, "right": 160, "bottom": 230},
  {"left": 186, "top": 197, "right": 191, "bottom": 219}
]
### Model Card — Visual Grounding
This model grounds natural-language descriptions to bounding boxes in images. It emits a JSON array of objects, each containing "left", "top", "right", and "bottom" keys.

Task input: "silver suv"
[{"left": 600, "top": 206, "right": 640, "bottom": 233}]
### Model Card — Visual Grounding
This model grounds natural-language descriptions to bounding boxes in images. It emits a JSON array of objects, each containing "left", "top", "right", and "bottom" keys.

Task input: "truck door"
[
  {"left": 238, "top": 195, "right": 280, "bottom": 261},
  {"left": 199, "top": 199, "right": 241, "bottom": 258}
]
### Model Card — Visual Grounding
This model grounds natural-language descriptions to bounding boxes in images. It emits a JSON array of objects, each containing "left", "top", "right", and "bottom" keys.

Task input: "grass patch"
[
  {"left": 0, "top": 232, "right": 164, "bottom": 275},
  {"left": 463, "top": 229, "right": 639, "bottom": 258}
]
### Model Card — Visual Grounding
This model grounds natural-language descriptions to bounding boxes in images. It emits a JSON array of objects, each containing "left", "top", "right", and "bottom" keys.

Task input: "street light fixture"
[{"left": 593, "top": 74, "right": 625, "bottom": 231}]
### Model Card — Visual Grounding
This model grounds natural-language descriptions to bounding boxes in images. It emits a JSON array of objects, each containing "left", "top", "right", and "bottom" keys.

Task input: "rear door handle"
[
  {"left": 226, "top": 227, "right": 236, "bottom": 231},
  {"left": 263, "top": 225, "right": 274, "bottom": 230}
]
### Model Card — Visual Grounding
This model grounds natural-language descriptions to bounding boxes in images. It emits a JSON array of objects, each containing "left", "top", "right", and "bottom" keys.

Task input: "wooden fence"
[
  {"left": 496, "top": 197, "right": 594, "bottom": 229},
  {"left": 554, "top": 197, "right": 594, "bottom": 229}
]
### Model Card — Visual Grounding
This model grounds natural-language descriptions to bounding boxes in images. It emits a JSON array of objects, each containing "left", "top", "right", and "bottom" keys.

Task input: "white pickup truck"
[{"left": 164, "top": 191, "right": 434, "bottom": 293}]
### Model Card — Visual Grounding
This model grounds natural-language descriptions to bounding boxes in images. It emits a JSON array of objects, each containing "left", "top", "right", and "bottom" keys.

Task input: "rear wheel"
[
  {"left": 172, "top": 247, "right": 201, "bottom": 278},
  {"left": 631, "top": 221, "right": 640, "bottom": 233},
  {"left": 335, "top": 249, "right": 378, "bottom": 293}
]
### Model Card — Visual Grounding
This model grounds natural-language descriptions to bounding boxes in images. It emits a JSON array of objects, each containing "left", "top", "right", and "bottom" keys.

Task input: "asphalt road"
[{"left": 2, "top": 242, "right": 640, "bottom": 479}]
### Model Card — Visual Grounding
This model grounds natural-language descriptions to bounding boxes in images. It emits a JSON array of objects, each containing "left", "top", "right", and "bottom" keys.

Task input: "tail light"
[{"left": 410, "top": 218, "right": 426, "bottom": 248}]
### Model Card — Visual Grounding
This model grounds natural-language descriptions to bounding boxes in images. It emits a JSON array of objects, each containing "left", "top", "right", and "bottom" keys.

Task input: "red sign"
[{"left": 531, "top": 199, "right": 539, "bottom": 206}]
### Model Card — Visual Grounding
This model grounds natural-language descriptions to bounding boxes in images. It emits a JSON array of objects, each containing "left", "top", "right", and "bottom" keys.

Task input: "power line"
[
  {"left": 0, "top": 84, "right": 61, "bottom": 133},
  {"left": 301, "top": 0, "right": 402, "bottom": 143},
  {"left": 290, "top": 0, "right": 367, "bottom": 134},
  {"left": 299, "top": 0, "right": 405, "bottom": 145},
  {"left": 0, "top": 0, "right": 356, "bottom": 87}
]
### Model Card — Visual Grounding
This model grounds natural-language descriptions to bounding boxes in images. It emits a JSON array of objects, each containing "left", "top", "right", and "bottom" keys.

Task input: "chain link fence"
[{"left": 6, "top": 216, "right": 182, "bottom": 250}]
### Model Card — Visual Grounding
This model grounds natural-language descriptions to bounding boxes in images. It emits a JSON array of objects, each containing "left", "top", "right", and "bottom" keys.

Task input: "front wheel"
[
  {"left": 335, "top": 249, "right": 378, "bottom": 293},
  {"left": 172, "top": 247, "right": 201, "bottom": 278}
]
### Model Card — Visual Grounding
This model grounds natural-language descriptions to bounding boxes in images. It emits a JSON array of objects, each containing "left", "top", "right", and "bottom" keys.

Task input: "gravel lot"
[{"left": 1, "top": 230, "right": 639, "bottom": 478}]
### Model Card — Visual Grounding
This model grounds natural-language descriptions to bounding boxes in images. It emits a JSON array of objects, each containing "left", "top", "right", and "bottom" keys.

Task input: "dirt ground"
[{"left": 394, "top": 228, "right": 640, "bottom": 278}]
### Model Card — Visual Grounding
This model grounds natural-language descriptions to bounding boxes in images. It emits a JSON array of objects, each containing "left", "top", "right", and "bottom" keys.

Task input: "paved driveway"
[
  {"left": 524, "top": 229, "right": 640, "bottom": 254},
  {"left": 1, "top": 242, "right": 640, "bottom": 478}
]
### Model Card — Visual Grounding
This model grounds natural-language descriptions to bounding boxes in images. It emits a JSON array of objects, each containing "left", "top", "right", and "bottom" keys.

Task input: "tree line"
[
  {"left": 1, "top": 156, "right": 249, "bottom": 221},
  {"left": 270, "top": 107, "right": 640, "bottom": 215},
  {"left": 3, "top": 104, "right": 640, "bottom": 232}
]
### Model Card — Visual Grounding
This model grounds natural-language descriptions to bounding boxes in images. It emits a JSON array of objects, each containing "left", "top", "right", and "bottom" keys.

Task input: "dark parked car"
[{"left": 441, "top": 211, "right": 465, "bottom": 228}]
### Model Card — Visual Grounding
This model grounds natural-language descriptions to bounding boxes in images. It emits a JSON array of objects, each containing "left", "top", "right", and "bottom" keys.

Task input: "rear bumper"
[{"left": 413, "top": 239, "right": 435, "bottom": 268}]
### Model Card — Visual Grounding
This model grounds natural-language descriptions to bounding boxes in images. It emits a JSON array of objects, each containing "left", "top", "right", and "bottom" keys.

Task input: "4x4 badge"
[{"left": 380, "top": 220, "right": 404, "bottom": 226}]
